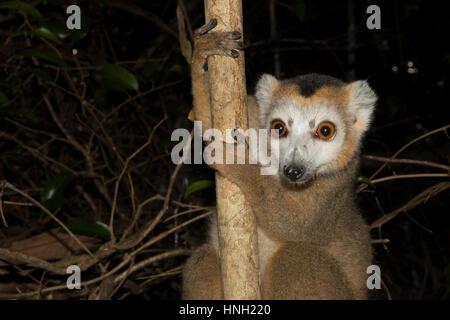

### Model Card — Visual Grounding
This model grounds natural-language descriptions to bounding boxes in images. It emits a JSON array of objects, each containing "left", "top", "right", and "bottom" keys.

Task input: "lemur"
[{"left": 182, "top": 19, "right": 376, "bottom": 299}]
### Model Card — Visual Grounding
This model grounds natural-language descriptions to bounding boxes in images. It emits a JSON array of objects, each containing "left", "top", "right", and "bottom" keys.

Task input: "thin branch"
[
  {"left": 109, "top": 116, "right": 167, "bottom": 243},
  {"left": 370, "top": 125, "right": 450, "bottom": 180},
  {"left": 371, "top": 173, "right": 448, "bottom": 184},
  {"left": 114, "top": 249, "right": 190, "bottom": 284},
  {"left": 0, "top": 248, "right": 66, "bottom": 275},
  {"left": 370, "top": 182, "right": 450, "bottom": 229},
  {"left": 1, "top": 181, "right": 94, "bottom": 258},
  {"left": 363, "top": 155, "right": 449, "bottom": 171}
]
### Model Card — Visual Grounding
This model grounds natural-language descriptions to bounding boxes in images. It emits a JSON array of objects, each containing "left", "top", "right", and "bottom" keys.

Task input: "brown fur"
[
  {"left": 273, "top": 83, "right": 349, "bottom": 109},
  {"left": 183, "top": 22, "right": 374, "bottom": 300}
]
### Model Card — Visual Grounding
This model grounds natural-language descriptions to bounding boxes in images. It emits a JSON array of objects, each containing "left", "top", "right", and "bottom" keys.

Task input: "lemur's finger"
[
  {"left": 217, "top": 40, "right": 244, "bottom": 50},
  {"left": 227, "top": 49, "right": 239, "bottom": 58},
  {"left": 202, "top": 48, "right": 239, "bottom": 59},
  {"left": 227, "top": 31, "right": 241, "bottom": 40},
  {"left": 195, "top": 19, "right": 218, "bottom": 37}
]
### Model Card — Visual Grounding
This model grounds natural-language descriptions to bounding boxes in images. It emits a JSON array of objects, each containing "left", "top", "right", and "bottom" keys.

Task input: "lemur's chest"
[{"left": 257, "top": 226, "right": 281, "bottom": 284}]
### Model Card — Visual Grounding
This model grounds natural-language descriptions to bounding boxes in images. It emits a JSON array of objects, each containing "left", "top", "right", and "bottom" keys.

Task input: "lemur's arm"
[{"left": 191, "top": 19, "right": 243, "bottom": 132}]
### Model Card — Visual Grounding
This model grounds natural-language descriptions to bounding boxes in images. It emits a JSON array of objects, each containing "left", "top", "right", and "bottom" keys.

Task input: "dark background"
[{"left": 0, "top": 0, "right": 449, "bottom": 299}]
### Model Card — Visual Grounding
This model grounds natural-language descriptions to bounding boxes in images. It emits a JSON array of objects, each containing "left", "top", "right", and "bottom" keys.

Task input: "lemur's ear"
[
  {"left": 346, "top": 80, "right": 377, "bottom": 136},
  {"left": 255, "top": 74, "right": 279, "bottom": 115}
]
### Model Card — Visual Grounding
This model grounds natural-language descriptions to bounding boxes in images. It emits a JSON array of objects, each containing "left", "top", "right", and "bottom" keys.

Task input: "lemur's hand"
[
  {"left": 192, "top": 19, "right": 244, "bottom": 67},
  {"left": 205, "top": 130, "right": 260, "bottom": 187}
]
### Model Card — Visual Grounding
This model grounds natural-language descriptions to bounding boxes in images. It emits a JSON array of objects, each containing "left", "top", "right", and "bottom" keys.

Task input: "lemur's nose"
[{"left": 283, "top": 165, "right": 305, "bottom": 181}]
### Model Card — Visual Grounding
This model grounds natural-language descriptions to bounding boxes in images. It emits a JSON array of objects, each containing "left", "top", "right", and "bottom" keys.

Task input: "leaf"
[
  {"left": 0, "top": 1, "right": 43, "bottom": 20},
  {"left": 8, "top": 230, "right": 101, "bottom": 261},
  {"left": 184, "top": 180, "right": 214, "bottom": 199},
  {"left": 357, "top": 176, "right": 376, "bottom": 189},
  {"left": 168, "top": 63, "right": 187, "bottom": 76},
  {"left": 39, "top": 21, "right": 71, "bottom": 41},
  {"left": 102, "top": 64, "right": 139, "bottom": 92},
  {"left": 63, "top": 219, "right": 111, "bottom": 241},
  {"left": 40, "top": 172, "right": 73, "bottom": 211},
  {"left": 19, "top": 49, "right": 68, "bottom": 67},
  {"left": 187, "top": 109, "right": 195, "bottom": 122},
  {"left": 32, "top": 27, "right": 63, "bottom": 45},
  {"left": 0, "top": 92, "right": 11, "bottom": 107},
  {"left": 291, "top": 1, "right": 306, "bottom": 22},
  {"left": 24, "top": 67, "right": 53, "bottom": 82}
]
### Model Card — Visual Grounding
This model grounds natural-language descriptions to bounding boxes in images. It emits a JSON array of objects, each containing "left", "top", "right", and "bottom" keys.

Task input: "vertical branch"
[
  {"left": 204, "top": 0, "right": 261, "bottom": 299},
  {"left": 347, "top": 0, "right": 356, "bottom": 81},
  {"left": 269, "top": 0, "right": 281, "bottom": 78}
]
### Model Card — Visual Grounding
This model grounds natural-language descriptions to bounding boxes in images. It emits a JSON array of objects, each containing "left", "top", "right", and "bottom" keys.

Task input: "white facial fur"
[
  {"left": 265, "top": 98, "right": 347, "bottom": 184},
  {"left": 255, "top": 73, "right": 377, "bottom": 185}
]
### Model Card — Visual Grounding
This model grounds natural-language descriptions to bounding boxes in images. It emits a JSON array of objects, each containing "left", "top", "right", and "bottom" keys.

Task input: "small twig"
[
  {"left": 0, "top": 248, "right": 67, "bottom": 275},
  {"left": 163, "top": 207, "right": 211, "bottom": 223},
  {"left": 102, "top": 80, "right": 181, "bottom": 123},
  {"left": 371, "top": 173, "right": 449, "bottom": 184},
  {"left": 117, "top": 129, "right": 193, "bottom": 250},
  {"left": 120, "top": 195, "right": 164, "bottom": 242},
  {"left": 370, "top": 125, "right": 450, "bottom": 179},
  {"left": 381, "top": 278, "right": 392, "bottom": 300},
  {"left": 0, "top": 182, "right": 8, "bottom": 227},
  {"left": 1, "top": 201, "right": 33, "bottom": 207},
  {"left": 363, "top": 155, "right": 449, "bottom": 171},
  {"left": 370, "top": 182, "right": 450, "bottom": 229},
  {"left": 109, "top": 116, "right": 167, "bottom": 243},
  {"left": 405, "top": 212, "right": 433, "bottom": 234},
  {"left": 114, "top": 249, "right": 190, "bottom": 284},
  {"left": 133, "top": 211, "right": 213, "bottom": 256},
  {"left": 269, "top": 0, "right": 281, "bottom": 78}
]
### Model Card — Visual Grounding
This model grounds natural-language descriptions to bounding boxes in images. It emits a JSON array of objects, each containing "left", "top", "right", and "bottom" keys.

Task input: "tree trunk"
[{"left": 204, "top": 0, "right": 261, "bottom": 299}]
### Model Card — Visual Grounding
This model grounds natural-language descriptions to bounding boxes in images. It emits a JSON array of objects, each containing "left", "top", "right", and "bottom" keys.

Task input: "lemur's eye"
[
  {"left": 271, "top": 120, "right": 288, "bottom": 137},
  {"left": 316, "top": 122, "right": 335, "bottom": 140}
]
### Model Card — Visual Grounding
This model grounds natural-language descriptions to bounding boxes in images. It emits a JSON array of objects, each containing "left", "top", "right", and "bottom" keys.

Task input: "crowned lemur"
[{"left": 182, "top": 19, "right": 376, "bottom": 300}]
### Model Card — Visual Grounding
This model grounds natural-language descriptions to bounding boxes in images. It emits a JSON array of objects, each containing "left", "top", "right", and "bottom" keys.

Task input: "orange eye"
[
  {"left": 316, "top": 122, "right": 335, "bottom": 140},
  {"left": 271, "top": 120, "right": 288, "bottom": 137}
]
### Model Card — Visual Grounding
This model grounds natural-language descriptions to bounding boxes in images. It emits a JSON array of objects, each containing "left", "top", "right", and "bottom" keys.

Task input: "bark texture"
[{"left": 204, "top": 0, "right": 261, "bottom": 299}]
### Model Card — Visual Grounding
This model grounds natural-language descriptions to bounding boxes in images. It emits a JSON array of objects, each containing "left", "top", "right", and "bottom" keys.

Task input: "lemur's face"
[
  {"left": 255, "top": 73, "right": 377, "bottom": 186},
  {"left": 266, "top": 99, "right": 348, "bottom": 185}
]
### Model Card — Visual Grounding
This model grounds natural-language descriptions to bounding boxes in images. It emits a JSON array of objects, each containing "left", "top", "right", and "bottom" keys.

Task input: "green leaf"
[
  {"left": 0, "top": 92, "right": 11, "bottom": 107},
  {"left": 184, "top": 180, "right": 214, "bottom": 199},
  {"left": 40, "top": 172, "right": 73, "bottom": 211},
  {"left": 39, "top": 21, "right": 71, "bottom": 41},
  {"left": 24, "top": 67, "right": 53, "bottom": 82},
  {"left": 62, "top": 218, "right": 111, "bottom": 241},
  {"left": 0, "top": 1, "right": 43, "bottom": 20},
  {"left": 168, "top": 63, "right": 187, "bottom": 76},
  {"left": 102, "top": 64, "right": 139, "bottom": 92},
  {"left": 32, "top": 27, "right": 63, "bottom": 45},
  {"left": 19, "top": 49, "right": 68, "bottom": 67},
  {"left": 357, "top": 176, "right": 376, "bottom": 189},
  {"left": 291, "top": 1, "right": 306, "bottom": 22}
]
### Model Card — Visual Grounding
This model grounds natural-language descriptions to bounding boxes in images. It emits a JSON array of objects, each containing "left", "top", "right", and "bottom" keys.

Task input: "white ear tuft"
[
  {"left": 255, "top": 74, "right": 279, "bottom": 114},
  {"left": 347, "top": 80, "right": 377, "bottom": 135}
]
